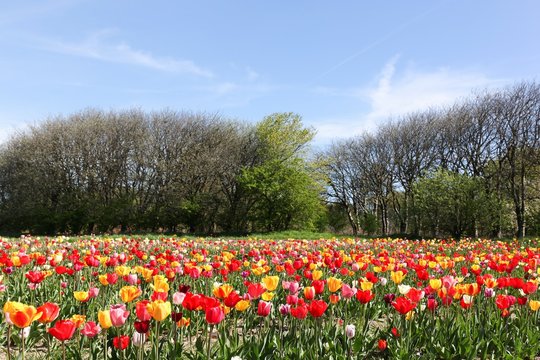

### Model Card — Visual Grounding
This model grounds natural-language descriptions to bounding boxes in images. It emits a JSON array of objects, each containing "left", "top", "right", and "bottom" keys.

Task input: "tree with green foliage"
[
  {"left": 413, "top": 169, "right": 500, "bottom": 239},
  {"left": 239, "top": 113, "right": 325, "bottom": 231}
]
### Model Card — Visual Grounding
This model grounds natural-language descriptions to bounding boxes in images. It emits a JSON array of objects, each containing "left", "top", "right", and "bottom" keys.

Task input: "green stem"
[
  {"left": 206, "top": 325, "right": 214, "bottom": 360},
  {"left": 103, "top": 329, "right": 108, "bottom": 360},
  {"left": 154, "top": 321, "right": 160, "bottom": 360},
  {"left": 62, "top": 341, "right": 66, "bottom": 360},
  {"left": 6, "top": 325, "right": 11, "bottom": 360},
  {"left": 45, "top": 325, "right": 51, "bottom": 360},
  {"left": 21, "top": 332, "right": 25, "bottom": 360}
]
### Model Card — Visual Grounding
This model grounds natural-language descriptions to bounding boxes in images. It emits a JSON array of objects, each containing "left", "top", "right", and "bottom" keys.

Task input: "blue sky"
[{"left": 1, "top": 1, "right": 539, "bottom": 145}]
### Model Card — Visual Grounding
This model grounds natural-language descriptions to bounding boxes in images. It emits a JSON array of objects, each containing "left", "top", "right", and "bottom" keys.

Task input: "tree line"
[
  {"left": 0, "top": 81, "right": 539, "bottom": 238},
  {"left": 0, "top": 111, "right": 324, "bottom": 234},
  {"left": 322, "top": 81, "right": 540, "bottom": 238}
]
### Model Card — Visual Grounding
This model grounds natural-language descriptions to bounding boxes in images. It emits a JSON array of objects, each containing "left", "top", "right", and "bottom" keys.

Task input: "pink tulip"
[
  {"left": 172, "top": 292, "right": 186, "bottom": 306},
  {"left": 341, "top": 284, "right": 357, "bottom": 299},
  {"left": 89, "top": 287, "right": 100, "bottom": 299},
  {"left": 110, "top": 304, "right": 130, "bottom": 327},
  {"left": 127, "top": 274, "right": 138, "bottom": 285},
  {"left": 282, "top": 281, "right": 291, "bottom": 291},
  {"left": 81, "top": 321, "right": 101, "bottom": 338},
  {"left": 288, "top": 281, "right": 300, "bottom": 294}
]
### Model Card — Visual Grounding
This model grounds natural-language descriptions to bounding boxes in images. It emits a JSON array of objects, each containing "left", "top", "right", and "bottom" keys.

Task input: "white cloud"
[
  {"left": 43, "top": 30, "right": 213, "bottom": 77},
  {"left": 362, "top": 57, "right": 502, "bottom": 126},
  {"left": 311, "top": 56, "right": 506, "bottom": 143}
]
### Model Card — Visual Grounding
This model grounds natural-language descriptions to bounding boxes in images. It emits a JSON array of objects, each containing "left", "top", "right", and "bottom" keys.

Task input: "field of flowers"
[{"left": 0, "top": 236, "right": 539, "bottom": 359}]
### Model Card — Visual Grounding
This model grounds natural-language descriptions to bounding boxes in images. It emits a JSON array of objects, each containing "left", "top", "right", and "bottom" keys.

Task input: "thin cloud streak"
[{"left": 42, "top": 31, "right": 213, "bottom": 77}]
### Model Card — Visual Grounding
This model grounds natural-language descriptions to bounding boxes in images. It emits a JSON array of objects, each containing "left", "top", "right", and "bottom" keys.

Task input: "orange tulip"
[{"left": 6, "top": 303, "right": 42, "bottom": 328}]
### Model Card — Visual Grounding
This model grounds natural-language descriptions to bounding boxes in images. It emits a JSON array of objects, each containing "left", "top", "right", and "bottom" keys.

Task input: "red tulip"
[
  {"left": 106, "top": 273, "right": 118, "bottom": 285},
  {"left": 427, "top": 298, "right": 438, "bottom": 312},
  {"left": 495, "top": 294, "right": 511, "bottom": 310},
  {"left": 37, "top": 302, "right": 60, "bottom": 324},
  {"left": 113, "top": 335, "right": 130, "bottom": 350},
  {"left": 312, "top": 280, "right": 325, "bottom": 294},
  {"left": 291, "top": 304, "right": 308, "bottom": 319},
  {"left": 182, "top": 293, "right": 204, "bottom": 311},
  {"left": 392, "top": 297, "right": 416, "bottom": 315},
  {"left": 171, "top": 311, "right": 183, "bottom": 322},
  {"left": 355, "top": 290, "right": 374, "bottom": 304},
  {"left": 48, "top": 320, "right": 77, "bottom": 341},
  {"left": 286, "top": 294, "right": 299, "bottom": 305},
  {"left": 135, "top": 300, "right": 151, "bottom": 321},
  {"left": 223, "top": 291, "right": 241, "bottom": 308},
  {"left": 406, "top": 288, "right": 424, "bottom": 303},
  {"left": 247, "top": 282, "right": 266, "bottom": 300},
  {"left": 378, "top": 339, "right": 387, "bottom": 351},
  {"left": 205, "top": 306, "right": 225, "bottom": 324},
  {"left": 151, "top": 291, "right": 168, "bottom": 302},
  {"left": 307, "top": 300, "right": 328, "bottom": 318},
  {"left": 134, "top": 320, "right": 150, "bottom": 334},
  {"left": 523, "top": 281, "right": 538, "bottom": 295},
  {"left": 25, "top": 271, "right": 45, "bottom": 284}
]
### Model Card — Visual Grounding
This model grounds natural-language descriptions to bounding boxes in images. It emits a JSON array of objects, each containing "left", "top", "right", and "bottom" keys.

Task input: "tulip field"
[{"left": 1, "top": 236, "right": 540, "bottom": 359}]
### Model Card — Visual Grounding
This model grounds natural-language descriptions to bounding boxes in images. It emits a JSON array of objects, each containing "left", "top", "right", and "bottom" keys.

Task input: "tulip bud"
[
  {"left": 132, "top": 332, "right": 147, "bottom": 347},
  {"left": 345, "top": 324, "right": 355, "bottom": 339},
  {"left": 20, "top": 327, "right": 30, "bottom": 339}
]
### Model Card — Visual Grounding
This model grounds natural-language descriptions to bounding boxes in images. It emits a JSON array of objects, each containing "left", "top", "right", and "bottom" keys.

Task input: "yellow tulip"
[
  {"left": 115, "top": 266, "right": 131, "bottom": 277},
  {"left": 406, "top": 310, "right": 415, "bottom": 321},
  {"left": 235, "top": 300, "right": 250, "bottom": 312},
  {"left": 429, "top": 279, "right": 442, "bottom": 290},
  {"left": 11, "top": 256, "right": 21, "bottom": 267},
  {"left": 152, "top": 276, "right": 169, "bottom": 293},
  {"left": 391, "top": 271, "right": 405, "bottom": 284},
  {"left": 360, "top": 281, "right": 373, "bottom": 291},
  {"left": 74, "top": 291, "right": 90, "bottom": 302},
  {"left": 146, "top": 300, "right": 171, "bottom": 321},
  {"left": 3, "top": 301, "right": 24, "bottom": 315},
  {"left": 530, "top": 300, "right": 540, "bottom": 311},
  {"left": 98, "top": 310, "right": 112, "bottom": 329},
  {"left": 262, "top": 276, "right": 279, "bottom": 291},
  {"left": 71, "top": 314, "right": 86, "bottom": 328},
  {"left": 327, "top": 277, "right": 343, "bottom": 293},
  {"left": 120, "top": 286, "right": 142, "bottom": 303},
  {"left": 261, "top": 292, "right": 275, "bottom": 301},
  {"left": 312, "top": 270, "right": 323, "bottom": 281}
]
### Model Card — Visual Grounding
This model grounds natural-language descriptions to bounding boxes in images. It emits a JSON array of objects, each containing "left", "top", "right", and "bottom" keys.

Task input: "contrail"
[{"left": 311, "top": 2, "right": 447, "bottom": 84}]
